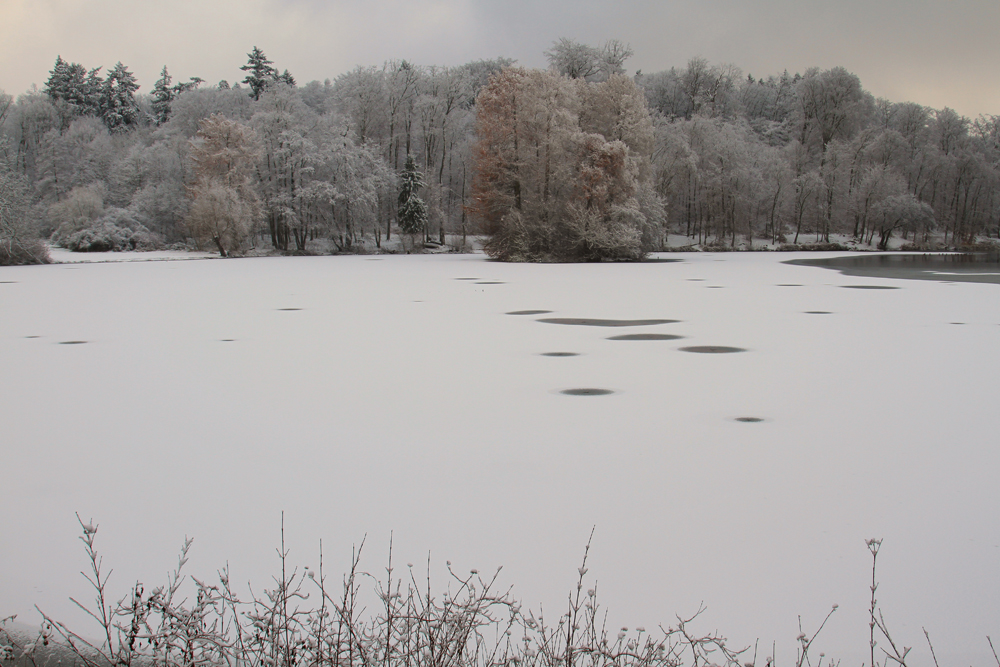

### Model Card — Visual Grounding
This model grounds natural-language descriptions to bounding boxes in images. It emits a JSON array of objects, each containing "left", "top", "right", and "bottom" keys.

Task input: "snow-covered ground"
[{"left": 2, "top": 251, "right": 998, "bottom": 666}]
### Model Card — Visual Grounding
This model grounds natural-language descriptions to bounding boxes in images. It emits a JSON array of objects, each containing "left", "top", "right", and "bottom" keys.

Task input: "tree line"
[{"left": 0, "top": 41, "right": 998, "bottom": 264}]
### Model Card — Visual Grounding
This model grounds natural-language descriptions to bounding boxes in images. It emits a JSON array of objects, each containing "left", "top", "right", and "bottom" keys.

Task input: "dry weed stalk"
[{"left": 865, "top": 539, "right": 909, "bottom": 667}]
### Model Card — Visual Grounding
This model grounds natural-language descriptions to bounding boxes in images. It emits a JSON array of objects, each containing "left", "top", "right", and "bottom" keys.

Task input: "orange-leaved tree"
[{"left": 469, "top": 68, "right": 663, "bottom": 261}]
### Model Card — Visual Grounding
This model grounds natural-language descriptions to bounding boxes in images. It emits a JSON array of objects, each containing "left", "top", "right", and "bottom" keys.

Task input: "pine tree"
[
  {"left": 44, "top": 56, "right": 71, "bottom": 101},
  {"left": 82, "top": 67, "right": 104, "bottom": 115},
  {"left": 397, "top": 155, "right": 428, "bottom": 236},
  {"left": 100, "top": 62, "right": 140, "bottom": 133},
  {"left": 151, "top": 66, "right": 174, "bottom": 126},
  {"left": 45, "top": 57, "right": 104, "bottom": 127},
  {"left": 277, "top": 69, "right": 296, "bottom": 87},
  {"left": 174, "top": 77, "right": 204, "bottom": 95},
  {"left": 241, "top": 47, "right": 277, "bottom": 100}
]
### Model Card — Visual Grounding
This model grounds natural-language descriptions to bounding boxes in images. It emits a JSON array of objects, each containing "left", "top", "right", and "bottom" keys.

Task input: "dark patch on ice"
[
  {"left": 475, "top": 281, "right": 505, "bottom": 284},
  {"left": 537, "top": 318, "right": 679, "bottom": 327},
  {"left": 454, "top": 277, "right": 478, "bottom": 280},
  {"left": 840, "top": 285, "right": 900, "bottom": 290},
  {"left": 277, "top": 307, "right": 303, "bottom": 311},
  {"left": 507, "top": 310, "right": 552, "bottom": 315},
  {"left": 776, "top": 283, "right": 803, "bottom": 287},
  {"left": 687, "top": 278, "right": 705, "bottom": 281},
  {"left": 59, "top": 340, "right": 88, "bottom": 345},
  {"left": 735, "top": 417, "right": 765, "bottom": 423},
  {"left": 950, "top": 322, "right": 966, "bottom": 325},
  {"left": 541, "top": 352, "right": 579, "bottom": 357},
  {"left": 366, "top": 258, "right": 384, "bottom": 261},
  {"left": 0, "top": 281, "right": 17, "bottom": 284},
  {"left": 640, "top": 257, "right": 683, "bottom": 263},
  {"left": 705, "top": 285, "right": 725, "bottom": 288},
  {"left": 804, "top": 311, "right": 833, "bottom": 314},
  {"left": 607, "top": 333, "right": 684, "bottom": 341},
  {"left": 25, "top": 335, "right": 40, "bottom": 339},
  {"left": 679, "top": 345, "right": 746, "bottom": 353},
  {"left": 561, "top": 388, "right": 614, "bottom": 396},
  {"left": 220, "top": 339, "right": 236, "bottom": 342}
]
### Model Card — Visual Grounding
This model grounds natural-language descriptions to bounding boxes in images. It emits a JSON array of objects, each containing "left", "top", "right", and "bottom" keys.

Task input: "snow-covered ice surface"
[{"left": 2, "top": 252, "right": 999, "bottom": 666}]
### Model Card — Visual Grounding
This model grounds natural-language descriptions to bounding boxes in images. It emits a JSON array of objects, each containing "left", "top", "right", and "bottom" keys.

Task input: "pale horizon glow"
[{"left": 1, "top": 0, "right": 998, "bottom": 119}]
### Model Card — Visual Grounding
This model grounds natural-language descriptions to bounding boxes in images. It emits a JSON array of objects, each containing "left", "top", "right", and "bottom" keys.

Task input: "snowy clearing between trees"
[{"left": 1, "top": 251, "right": 999, "bottom": 666}]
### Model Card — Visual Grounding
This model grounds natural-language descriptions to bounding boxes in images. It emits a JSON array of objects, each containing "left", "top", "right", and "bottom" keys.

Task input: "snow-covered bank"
[
  {"left": 45, "top": 246, "right": 219, "bottom": 263},
  {"left": 1, "top": 252, "right": 998, "bottom": 666}
]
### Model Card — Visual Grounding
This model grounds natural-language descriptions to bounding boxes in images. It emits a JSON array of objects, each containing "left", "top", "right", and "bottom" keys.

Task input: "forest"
[{"left": 1, "top": 39, "right": 998, "bottom": 264}]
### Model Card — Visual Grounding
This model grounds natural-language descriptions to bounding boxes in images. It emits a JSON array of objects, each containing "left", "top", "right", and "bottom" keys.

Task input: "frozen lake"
[{"left": 2, "top": 251, "right": 998, "bottom": 666}]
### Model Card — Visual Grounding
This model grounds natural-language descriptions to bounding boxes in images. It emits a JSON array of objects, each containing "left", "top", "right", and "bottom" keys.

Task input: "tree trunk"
[{"left": 212, "top": 235, "right": 228, "bottom": 257}]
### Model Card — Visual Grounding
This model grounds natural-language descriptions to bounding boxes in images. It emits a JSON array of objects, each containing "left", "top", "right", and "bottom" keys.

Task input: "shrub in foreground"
[{"left": 0, "top": 518, "right": 987, "bottom": 667}]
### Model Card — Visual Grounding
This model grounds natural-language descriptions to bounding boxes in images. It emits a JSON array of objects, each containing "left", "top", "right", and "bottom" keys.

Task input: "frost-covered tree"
[
  {"left": 175, "top": 76, "right": 205, "bottom": 94},
  {"left": 128, "top": 139, "right": 188, "bottom": 241},
  {"left": 313, "top": 137, "right": 396, "bottom": 251},
  {"left": 186, "top": 114, "right": 261, "bottom": 255},
  {"left": 44, "top": 56, "right": 72, "bottom": 102},
  {"left": 241, "top": 47, "right": 278, "bottom": 101},
  {"left": 150, "top": 70, "right": 205, "bottom": 127},
  {"left": 44, "top": 57, "right": 103, "bottom": 126},
  {"left": 385, "top": 60, "right": 421, "bottom": 170},
  {"left": 160, "top": 87, "right": 256, "bottom": 139},
  {"left": 545, "top": 39, "right": 633, "bottom": 83},
  {"left": 185, "top": 181, "right": 258, "bottom": 257},
  {"left": 151, "top": 66, "right": 175, "bottom": 126},
  {"left": 872, "top": 193, "right": 934, "bottom": 249},
  {"left": 795, "top": 67, "right": 873, "bottom": 155},
  {"left": 598, "top": 40, "right": 634, "bottom": 79},
  {"left": 334, "top": 65, "right": 389, "bottom": 145},
  {"left": 48, "top": 181, "right": 106, "bottom": 242},
  {"left": 35, "top": 115, "right": 114, "bottom": 205},
  {"left": 546, "top": 38, "right": 602, "bottom": 80},
  {"left": 0, "top": 163, "right": 49, "bottom": 264},
  {"left": 252, "top": 84, "right": 316, "bottom": 250},
  {"left": 397, "top": 154, "right": 428, "bottom": 238},
  {"left": 100, "top": 62, "right": 140, "bottom": 133},
  {"left": 470, "top": 68, "right": 660, "bottom": 261}
]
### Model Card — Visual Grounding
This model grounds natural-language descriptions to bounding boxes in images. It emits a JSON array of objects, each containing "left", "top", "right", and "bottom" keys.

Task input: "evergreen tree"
[
  {"left": 277, "top": 69, "right": 296, "bottom": 87},
  {"left": 45, "top": 57, "right": 102, "bottom": 121},
  {"left": 151, "top": 66, "right": 174, "bottom": 126},
  {"left": 241, "top": 47, "right": 277, "bottom": 100},
  {"left": 174, "top": 76, "right": 204, "bottom": 94},
  {"left": 44, "top": 56, "right": 71, "bottom": 101},
  {"left": 82, "top": 66, "right": 104, "bottom": 114},
  {"left": 100, "top": 62, "right": 140, "bottom": 133},
  {"left": 397, "top": 154, "right": 428, "bottom": 236}
]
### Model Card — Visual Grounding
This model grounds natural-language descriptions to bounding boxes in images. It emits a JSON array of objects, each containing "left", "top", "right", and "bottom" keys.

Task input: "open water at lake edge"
[{"left": 786, "top": 252, "right": 1000, "bottom": 284}]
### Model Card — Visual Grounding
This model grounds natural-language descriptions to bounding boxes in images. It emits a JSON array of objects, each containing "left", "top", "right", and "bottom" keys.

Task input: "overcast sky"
[{"left": 1, "top": 0, "right": 997, "bottom": 118}]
